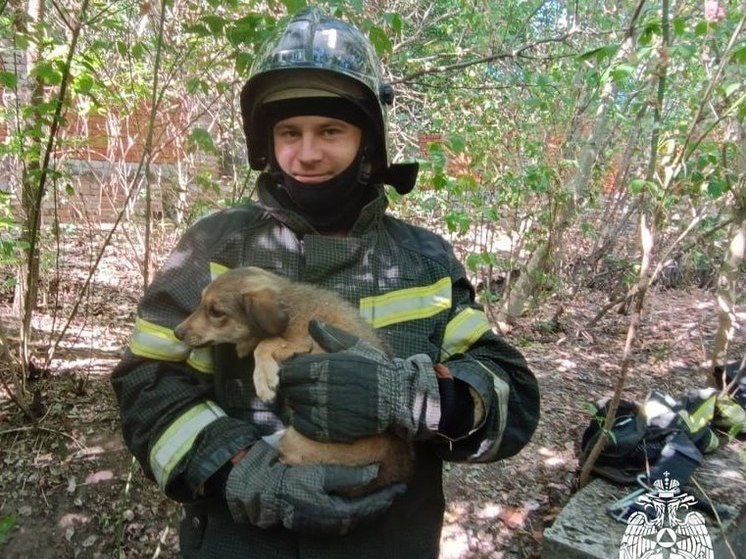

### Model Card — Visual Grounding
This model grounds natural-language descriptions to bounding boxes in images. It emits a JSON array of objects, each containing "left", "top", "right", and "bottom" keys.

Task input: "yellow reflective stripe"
[
  {"left": 359, "top": 277, "right": 452, "bottom": 328},
  {"left": 210, "top": 262, "right": 230, "bottom": 280},
  {"left": 679, "top": 394, "right": 716, "bottom": 433},
  {"left": 130, "top": 317, "right": 191, "bottom": 362},
  {"left": 441, "top": 308, "right": 492, "bottom": 359},
  {"left": 150, "top": 401, "right": 226, "bottom": 489},
  {"left": 130, "top": 318, "right": 214, "bottom": 374},
  {"left": 187, "top": 347, "right": 214, "bottom": 374}
]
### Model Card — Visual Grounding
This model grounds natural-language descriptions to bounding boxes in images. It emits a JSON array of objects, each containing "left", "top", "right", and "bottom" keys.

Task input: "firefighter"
[{"left": 111, "top": 7, "right": 540, "bottom": 558}]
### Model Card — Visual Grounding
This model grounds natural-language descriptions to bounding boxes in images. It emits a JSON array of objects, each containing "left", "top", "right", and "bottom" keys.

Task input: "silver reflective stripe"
[
  {"left": 130, "top": 317, "right": 191, "bottom": 362},
  {"left": 359, "top": 277, "right": 452, "bottom": 329},
  {"left": 149, "top": 401, "right": 226, "bottom": 489},
  {"left": 440, "top": 307, "right": 492, "bottom": 359},
  {"left": 480, "top": 374, "right": 511, "bottom": 460},
  {"left": 187, "top": 347, "right": 214, "bottom": 374}
]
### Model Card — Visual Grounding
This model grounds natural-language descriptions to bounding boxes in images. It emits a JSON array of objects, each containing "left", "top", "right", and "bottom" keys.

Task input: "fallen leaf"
[{"left": 499, "top": 507, "right": 527, "bottom": 529}]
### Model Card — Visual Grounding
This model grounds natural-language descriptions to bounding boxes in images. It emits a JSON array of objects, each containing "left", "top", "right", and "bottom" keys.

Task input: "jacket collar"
[{"left": 255, "top": 172, "right": 389, "bottom": 236}]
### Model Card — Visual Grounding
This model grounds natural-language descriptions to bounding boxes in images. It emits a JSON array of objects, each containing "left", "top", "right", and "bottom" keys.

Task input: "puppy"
[{"left": 174, "top": 266, "right": 414, "bottom": 494}]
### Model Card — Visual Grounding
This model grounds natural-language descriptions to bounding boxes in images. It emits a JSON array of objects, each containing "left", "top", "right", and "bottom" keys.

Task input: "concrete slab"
[{"left": 542, "top": 442, "right": 746, "bottom": 559}]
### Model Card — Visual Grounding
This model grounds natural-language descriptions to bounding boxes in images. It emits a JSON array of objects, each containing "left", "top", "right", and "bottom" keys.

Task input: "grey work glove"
[
  {"left": 226, "top": 439, "right": 405, "bottom": 534},
  {"left": 278, "top": 320, "right": 441, "bottom": 442}
]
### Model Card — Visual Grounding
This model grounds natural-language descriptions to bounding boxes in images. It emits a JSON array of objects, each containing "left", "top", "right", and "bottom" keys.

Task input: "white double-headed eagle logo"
[{"left": 619, "top": 473, "right": 713, "bottom": 559}]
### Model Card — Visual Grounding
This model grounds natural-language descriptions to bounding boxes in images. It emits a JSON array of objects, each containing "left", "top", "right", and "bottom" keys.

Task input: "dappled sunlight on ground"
[{"left": 1, "top": 227, "right": 744, "bottom": 557}]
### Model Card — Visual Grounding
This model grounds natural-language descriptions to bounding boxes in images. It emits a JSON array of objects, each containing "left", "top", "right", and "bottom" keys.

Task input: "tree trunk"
[
  {"left": 13, "top": 0, "right": 45, "bottom": 374},
  {"left": 710, "top": 122, "right": 746, "bottom": 376},
  {"left": 498, "top": 32, "right": 637, "bottom": 325}
]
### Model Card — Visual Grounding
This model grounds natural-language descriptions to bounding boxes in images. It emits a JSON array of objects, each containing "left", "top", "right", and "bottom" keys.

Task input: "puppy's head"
[{"left": 174, "top": 267, "right": 289, "bottom": 356}]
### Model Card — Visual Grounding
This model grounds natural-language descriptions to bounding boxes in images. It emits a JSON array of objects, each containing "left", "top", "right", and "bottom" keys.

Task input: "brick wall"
[{"left": 1, "top": 43, "right": 217, "bottom": 224}]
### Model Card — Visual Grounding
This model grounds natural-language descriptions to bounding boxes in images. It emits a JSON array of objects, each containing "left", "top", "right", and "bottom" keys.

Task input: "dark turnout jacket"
[{"left": 111, "top": 178, "right": 540, "bottom": 558}]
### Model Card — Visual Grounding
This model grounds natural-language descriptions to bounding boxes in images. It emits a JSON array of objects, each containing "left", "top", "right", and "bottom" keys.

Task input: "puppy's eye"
[{"left": 207, "top": 306, "right": 226, "bottom": 319}]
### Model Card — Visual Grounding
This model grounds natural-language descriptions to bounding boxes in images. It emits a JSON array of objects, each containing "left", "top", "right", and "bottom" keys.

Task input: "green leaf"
[
  {"left": 483, "top": 207, "right": 499, "bottom": 221},
  {"left": 479, "top": 251, "right": 499, "bottom": 266},
  {"left": 694, "top": 21, "right": 709, "bottom": 36},
  {"left": 672, "top": 17, "right": 686, "bottom": 36},
  {"left": 186, "top": 77, "right": 207, "bottom": 95},
  {"left": 235, "top": 52, "right": 254, "bottom": 76},
  {"left": 445, "top": 211, "right": 470, "bottom": 234},
  {"left": 368, "top": 26, "right": 392, "bottom": 55},
  {"left": 432, "top": 173, "right": 448, "bottom": 190},
  {"left": 732, "top": 45, "right": 746, "bottom": 65},
  {"left": 639, "top": 21, "right": 661, "bottom": 46},
  {"left": 383, "top": 12, "right": 403, "bottom": 34},
  {"left": 32, "top": 60, "right": 62, "bottom": 85},
  {"left": 610, "top": 63, "right": 636, "bottom": 81},
  {"left": 74, "top": 73, "right": 95, "bottom": 95},
  {"left": 184, "top": 23, "right": 211, "bottom": 37},
  {"left": 202, "top": 15, "right": 227, "bottom": 35},
  {"left": 629, "top": 178, "right": 656, "bottom": 194},
  {"left": 228, "top": 14, "right": 265, "bottom": 46},
  {"left": 706, "top": 178, "right": 727, "bottom": 198},
  {"left": 466, "top": 252, "right": 482, "bottom": 272},
  {"left": 447, "top": 134, "right": 466, "bottom": 153},
  {"left": 577, "top": 45, "right": 617, "bottom": 63},
  {"left": 0, "top": 71, "right": 17, "bottom": 89},
  {"left": 0, "top": 515, "right": 16, "bottom": 544},
  {"left": 581, "top": 402, "right": 598, "bottom": 416},
  {"left": 14, "top": 34, "right": 29, "bottom": 50},
  {"left": 672, "top": 43, "right": 697, "bottom": 59},
  {"left": 281, "top": 0, "right": 306, "bottom": 12},
  {"left": 188, "top": 127, "right": 217, "bottom": 154},
  {"left": 131, "top": 42, "right": 146, "bottom": 60}
]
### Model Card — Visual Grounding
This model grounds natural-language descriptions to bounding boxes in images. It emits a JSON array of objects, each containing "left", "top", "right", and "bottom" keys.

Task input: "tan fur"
[{"left": 174, "top": 266, "right": 414, "bottom": 494}]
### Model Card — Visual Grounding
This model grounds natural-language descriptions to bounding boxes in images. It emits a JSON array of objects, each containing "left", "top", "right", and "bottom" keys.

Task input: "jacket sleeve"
[
  {"left": 434, "top": 252, "right": 540, "bottom": 463},
  {"left": 111, "top": 216, "right": 260, "bottom": 502}
]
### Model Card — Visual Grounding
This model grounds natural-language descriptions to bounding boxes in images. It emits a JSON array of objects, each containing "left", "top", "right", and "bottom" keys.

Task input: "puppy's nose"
[{"left": 173, "top": 323, "right": 185, "bottom": 341}]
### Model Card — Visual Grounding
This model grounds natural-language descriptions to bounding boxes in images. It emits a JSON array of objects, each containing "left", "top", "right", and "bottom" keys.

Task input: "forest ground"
[{"left": 0, "top": 225, "right": 744, "bottom": 559}]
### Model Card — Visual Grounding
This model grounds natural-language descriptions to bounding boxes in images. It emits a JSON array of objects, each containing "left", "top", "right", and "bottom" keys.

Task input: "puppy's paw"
[
  {"left": 253, "top": 359, "right": 280, "bottom": 403},
  {"left": 278, "top": 427, "right": 314, "bottom": 465}
]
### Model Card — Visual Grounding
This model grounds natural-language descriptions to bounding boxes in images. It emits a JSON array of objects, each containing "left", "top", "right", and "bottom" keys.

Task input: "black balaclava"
[{"left": 264, "top": 97, "right": 378, "bottom": 233}]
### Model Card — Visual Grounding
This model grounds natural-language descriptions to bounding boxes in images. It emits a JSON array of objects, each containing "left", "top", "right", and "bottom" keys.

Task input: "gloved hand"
[
  {"left": 226, "top": 439, "right": 405, "bottom": 534},
  {"left": 278, "top": 320, "right": 441, "bottom": 442}
]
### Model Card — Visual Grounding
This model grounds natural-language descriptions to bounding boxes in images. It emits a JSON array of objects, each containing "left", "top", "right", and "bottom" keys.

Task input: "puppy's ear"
[{"left": 241, "top": 289, "right": 288, "bottom": 336}]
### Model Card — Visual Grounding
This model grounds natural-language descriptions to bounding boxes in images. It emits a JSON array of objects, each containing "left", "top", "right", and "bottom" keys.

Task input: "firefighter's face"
[{"left": 272, "top": 116, "right": 362, "bottom": 183}]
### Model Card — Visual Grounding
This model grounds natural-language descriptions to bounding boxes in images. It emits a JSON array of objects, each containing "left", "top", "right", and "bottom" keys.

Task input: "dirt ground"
[{"left": 0, "top": 229, "right": 744, "bottom": 559}]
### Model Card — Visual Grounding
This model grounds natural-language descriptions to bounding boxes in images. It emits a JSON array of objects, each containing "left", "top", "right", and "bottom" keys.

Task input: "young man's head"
[
  {"left": 240, "top": 7, "right": 417, "bottom": 212},
  {"left": 272, "top": 114, "right": 362, "bottom": 184}
]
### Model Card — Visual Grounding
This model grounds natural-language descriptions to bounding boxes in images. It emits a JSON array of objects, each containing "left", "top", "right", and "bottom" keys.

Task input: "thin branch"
[
  {"left": 0, "top": 324, "right": 33, "bottom": 421},
  {"left": 142, "top": 0, "right": 168, "bottom": 289},
  {"left": 48, "top": 0, "right": 72, "bottom": 31},
  {"left": 669, "top": 13, "right": 746, "bottom": 187},
  {"left": 579, "top": 211, "right": 654, "bottom": 488},
  {"left": 21, "top": 0, "right": 91, "bottom": 368},
  {"left": 690, "top": 477, "right": 738, "bottom": 559},
  {"left": 512, "top": 0, "right": 551, "bottom": 41},
  {"left": 0, "top": 425, "right": 87, "bottom": 449},
  {"left": 393, "top": 30, "right": 577, "bottom": 85}
]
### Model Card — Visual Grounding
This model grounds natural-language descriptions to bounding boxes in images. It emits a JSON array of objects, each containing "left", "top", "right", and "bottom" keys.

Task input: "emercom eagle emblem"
[{"left": 619, "top": 473, "right": 713, "bottom": 559}]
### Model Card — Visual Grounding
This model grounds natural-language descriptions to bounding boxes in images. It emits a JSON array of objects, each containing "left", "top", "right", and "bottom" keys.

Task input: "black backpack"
[{"left": 579, "top": 389, "right": 718, "bottom": 486}]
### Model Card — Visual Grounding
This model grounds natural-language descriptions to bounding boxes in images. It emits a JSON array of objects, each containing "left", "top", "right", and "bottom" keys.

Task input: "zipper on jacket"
[{"left": 297, "top": 236, "right": 305, "bottom": 282}]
